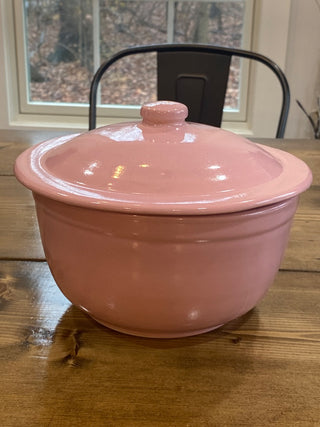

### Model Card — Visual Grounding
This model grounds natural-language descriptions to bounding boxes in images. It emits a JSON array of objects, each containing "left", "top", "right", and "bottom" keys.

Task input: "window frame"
[
  {"left": 14, "top": 1, "right": 253, "bottom": 117},
  {"left": 0, "top": 0, "right": 291, "bottom": 136}
]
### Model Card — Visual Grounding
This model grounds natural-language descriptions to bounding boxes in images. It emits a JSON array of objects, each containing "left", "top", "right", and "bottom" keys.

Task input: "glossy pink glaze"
[
  {"left": 14, "top": 101, "right": 313, "bottom": 337},
  {"left": 15, "top": 101, "right": 312, "bottom": 215},
  {"left": 34, "top": 193, "right": 298, "bottom": 337}
]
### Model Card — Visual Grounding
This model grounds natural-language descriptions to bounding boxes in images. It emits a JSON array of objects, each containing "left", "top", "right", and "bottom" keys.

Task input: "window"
[
  {"left": 14, "top": 0, "right": 253, "bottom": 121},
  {"left": 0, "top": 0, "right": 291, "bottom": 136}
]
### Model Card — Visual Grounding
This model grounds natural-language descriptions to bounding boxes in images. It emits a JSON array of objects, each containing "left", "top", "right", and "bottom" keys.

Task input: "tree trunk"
[
  {"left": 193, "top": 3, "right": 210, "bottom": 43},
  {"left": 48, "top": 0, "right": 93, "bottom": 70}
]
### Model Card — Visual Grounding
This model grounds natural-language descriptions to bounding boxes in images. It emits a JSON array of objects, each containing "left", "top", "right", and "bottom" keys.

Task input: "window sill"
[{"left": 8, "top": 112, "right": 254, "bottom": 137}]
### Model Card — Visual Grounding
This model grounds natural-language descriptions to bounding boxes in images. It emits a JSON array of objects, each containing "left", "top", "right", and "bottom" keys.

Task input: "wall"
[
  {"left": 248, "top": 0, "right": 291, "bottom": 138},
  {"left": 285, "top": 0, "right": 320, "bottom": 138}
]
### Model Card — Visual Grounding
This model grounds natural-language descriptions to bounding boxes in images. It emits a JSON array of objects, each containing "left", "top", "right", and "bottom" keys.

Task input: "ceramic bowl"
[{"left": 15, "top": 101, "right": 312, "bottom": 338}]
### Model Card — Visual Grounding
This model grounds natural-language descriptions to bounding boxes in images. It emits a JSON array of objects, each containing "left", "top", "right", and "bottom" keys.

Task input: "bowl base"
[{"left": 89, "top": 315, "right": 224, "bottom": 338}]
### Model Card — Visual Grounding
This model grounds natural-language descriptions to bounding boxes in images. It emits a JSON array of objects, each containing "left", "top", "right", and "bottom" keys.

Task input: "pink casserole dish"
[{"left": 15, "top": 101, "right": 312, "bottom": 338}]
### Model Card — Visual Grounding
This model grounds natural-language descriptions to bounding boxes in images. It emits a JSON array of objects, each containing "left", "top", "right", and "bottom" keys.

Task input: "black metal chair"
[{"left": 89, "top": 44, "right": 290, "bottom": 138}]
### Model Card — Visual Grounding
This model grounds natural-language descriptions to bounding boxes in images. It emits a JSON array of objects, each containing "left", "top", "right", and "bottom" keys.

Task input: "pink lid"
[{"left": 15, "top": 101, "right": 312, "bottom": 215}]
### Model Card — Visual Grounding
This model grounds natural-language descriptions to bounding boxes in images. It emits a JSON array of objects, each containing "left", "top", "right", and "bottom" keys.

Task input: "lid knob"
[{"left": 141, "top": 101, "right": 188, "bottom": 125}]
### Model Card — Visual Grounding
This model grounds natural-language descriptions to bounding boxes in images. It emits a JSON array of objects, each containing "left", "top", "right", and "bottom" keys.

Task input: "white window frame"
[{"left": 0, "top": 0, "right": 291, "bottom": 136}]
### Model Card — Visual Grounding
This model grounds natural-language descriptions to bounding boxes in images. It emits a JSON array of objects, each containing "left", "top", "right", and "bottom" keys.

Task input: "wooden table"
[{"left": 1, "top": 131, "right": 319, "bottom": 426}]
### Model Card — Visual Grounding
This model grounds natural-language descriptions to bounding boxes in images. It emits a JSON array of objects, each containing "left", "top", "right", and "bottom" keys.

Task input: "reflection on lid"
[
  {"left": 99, "top": 125, "right": 143, "bottom": 142},
  {"left": 112, "top": 165, "right": 125, "bottom": 179},
  {"left": 83, "top": 161, "right": 99, "bottom": 176},
  {"left": 182, "top": 133, "right": 196, "bottom": 143},
  {"left": 215, "top": 174, "right": 227, "bottom": 181}
]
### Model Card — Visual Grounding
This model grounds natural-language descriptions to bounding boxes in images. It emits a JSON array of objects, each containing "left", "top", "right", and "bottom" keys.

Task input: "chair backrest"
[{"left": 89, "top": 44, "right": 290, "bottom": 138}]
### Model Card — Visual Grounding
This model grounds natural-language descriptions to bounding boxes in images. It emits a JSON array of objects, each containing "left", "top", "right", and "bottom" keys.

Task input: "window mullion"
[{"left": 92, "top": 0, "right": 101, "bottom": 104}]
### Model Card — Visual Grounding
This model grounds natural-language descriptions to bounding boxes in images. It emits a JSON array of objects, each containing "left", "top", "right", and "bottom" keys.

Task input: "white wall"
[
  {"left": 248, "top": 0, "right": 291, "bottom": 138},
  {"left": 285, "top": 0, "right": 320, "bottom": 138}
]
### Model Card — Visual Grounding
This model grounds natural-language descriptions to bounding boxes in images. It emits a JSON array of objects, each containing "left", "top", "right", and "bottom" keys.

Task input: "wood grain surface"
[
  {"left": 0, "top": 134, "right": 319, "bottom": 426},
  {"left": 1, "top": 260, "right": 319, "bottom": 426}
]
